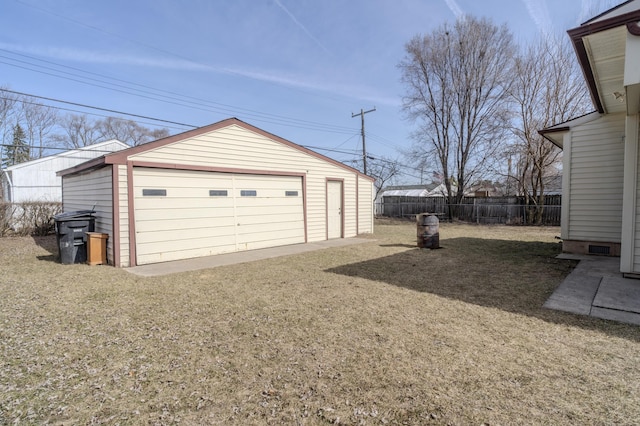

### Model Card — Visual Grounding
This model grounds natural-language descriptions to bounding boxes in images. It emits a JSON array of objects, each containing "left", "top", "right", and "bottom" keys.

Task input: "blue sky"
[{"left": 0, "top": 0, "right": 622, "bottom": 182}]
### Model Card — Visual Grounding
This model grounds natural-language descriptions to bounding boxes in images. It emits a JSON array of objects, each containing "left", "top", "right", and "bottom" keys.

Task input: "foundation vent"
[{"left": 588, "top": 245, "right": 610, "bottom": 255}]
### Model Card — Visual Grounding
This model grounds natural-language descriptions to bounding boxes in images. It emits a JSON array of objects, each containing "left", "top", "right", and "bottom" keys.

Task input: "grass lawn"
[{"left": 1, "top": 219, "right": 639, "bottom": 425}]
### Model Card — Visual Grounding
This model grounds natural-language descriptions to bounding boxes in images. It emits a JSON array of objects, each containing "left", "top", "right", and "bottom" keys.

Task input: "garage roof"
[{"left": 58, "top": 117, "right": 374, "bottom": 181}]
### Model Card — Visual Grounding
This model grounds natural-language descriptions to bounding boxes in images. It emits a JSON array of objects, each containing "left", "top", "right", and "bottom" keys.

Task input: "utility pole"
[{"left": 351, "top": 107, "right": 376, "bottom": 175}]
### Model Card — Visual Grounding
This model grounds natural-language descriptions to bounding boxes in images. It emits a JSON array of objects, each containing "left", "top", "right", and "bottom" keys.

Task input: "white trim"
[
  {"left": 560, "top": 131, "right": 572, "bottom": 240},
  {"left": 621, "top": 114, "right": 639, "bottom": 273}
]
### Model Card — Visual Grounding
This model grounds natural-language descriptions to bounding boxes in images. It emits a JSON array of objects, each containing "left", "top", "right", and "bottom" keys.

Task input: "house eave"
[
  {"left": 568, "top": 8, "right": 640, "bottom": 114},
  {"left": 538, "top": 127, "right": 569, "bottom": 148},
  {"left": 57, "top": 156, "right": 107, "bottom": 177}
]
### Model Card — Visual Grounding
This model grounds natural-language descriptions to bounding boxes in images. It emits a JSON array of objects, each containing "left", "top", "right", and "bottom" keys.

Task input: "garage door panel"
[
  {"left": 237, "top": 219, "right": 305, "bottom": 235},
  {"left": 135, "top": 207, "right": 235, "bottom": 221},
  {"left": 135, "top": 198, "right": 235, "bottom": 210},
  {"left": 234, "top": 203, "right": 300, "bottom": 214},
  {"left": 137, "top": 238, "right": 236, "bottom": 256},
  {"left": 235, "top": 196, "right": 301, "bottom": 207},
  {"left": 134, "top": 168, "right": 305, "bottom": 265},
  {"left": 137, "top": 242, "right": 238, "bottom": 264},
  {"left": 238, "top": 229, "right": 305, "bottom": 248},
  {"left": 136, "top": 188, "right": 232, "bottom": 198},
  {"left": 136, "top": 216, "right": 237, "bottom": 234},
  {"left": 136, "top": 224, "right": 237, "bottom": 244},
  {"left": 236, "top": 212, "right": 303, "bottom": 226}
]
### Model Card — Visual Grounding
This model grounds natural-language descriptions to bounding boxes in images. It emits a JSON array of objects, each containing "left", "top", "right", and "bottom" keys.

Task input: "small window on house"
[
  {"left": 285, "top": 191, "right": 298, "bottom": 196},
  {"left": 142, "top": 189, "right": 167, "bottom": 196},
  {"left": 241, "top": 190, "right": 257, "bottom": 197},
  {"left": 209, "top": 190, "right": 228, "bottom": 197}
]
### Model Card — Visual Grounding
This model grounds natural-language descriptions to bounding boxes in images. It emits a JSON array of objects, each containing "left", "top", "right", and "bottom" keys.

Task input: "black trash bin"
[{"left": 54, "top": 210, "right": 96, "bottom": 264}]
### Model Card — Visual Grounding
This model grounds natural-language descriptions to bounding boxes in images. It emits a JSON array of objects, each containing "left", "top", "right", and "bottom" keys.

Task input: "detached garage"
[{"left": 58, "top": 118, "right": 374, "bottom": 267}]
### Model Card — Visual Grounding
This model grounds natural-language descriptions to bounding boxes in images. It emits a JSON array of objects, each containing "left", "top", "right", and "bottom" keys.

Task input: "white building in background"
[{"left": 1, "top": 139, "right": 129, "bottom": 203}]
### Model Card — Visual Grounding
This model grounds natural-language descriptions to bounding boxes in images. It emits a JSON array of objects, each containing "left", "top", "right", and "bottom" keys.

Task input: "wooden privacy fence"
[{"left": 376, "top": 195, "right": 561, "bottom": 225}]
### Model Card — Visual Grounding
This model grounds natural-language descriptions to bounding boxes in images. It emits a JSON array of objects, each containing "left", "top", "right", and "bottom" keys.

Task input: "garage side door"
[{"left": 133, "top": 168, "right": 304, "bottom": 265}]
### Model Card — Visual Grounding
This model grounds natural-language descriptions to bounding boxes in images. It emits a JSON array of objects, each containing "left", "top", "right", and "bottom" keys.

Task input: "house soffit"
[{"left": 583, "top": 26, "right": 627, "bottom": 114}]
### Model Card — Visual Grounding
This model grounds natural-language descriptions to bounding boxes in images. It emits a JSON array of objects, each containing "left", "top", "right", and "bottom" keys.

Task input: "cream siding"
[
  {"left": 128, "top": 124, "right": 369, "bottom": 241},
  {"left": 132, "top": 168, "right": 304, "bottom": 264},
  {"left": 631, "top": 115, "right": 640, "bottom": 272},
  {"left": 62, "top": 167, "right": 114, "bottom": 264},
  {"left": 567, "top": 113, "right": 625, "bottom": 243},
  {"left": 117, "top": 165, "right": 130, "bottom": 267},
  {"left": 358, "top": 175, "right": 374, "bottom": 234}
]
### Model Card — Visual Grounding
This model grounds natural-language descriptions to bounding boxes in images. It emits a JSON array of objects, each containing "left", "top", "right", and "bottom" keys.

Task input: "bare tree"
[
  {"left": 52, "top": 114, "right": 101, "bottom": 148},
  {"left": 19, "top": 96, "right": 58, "bottom": 159},
  {"left": 0, "top": 88, "right": 19, "bottom": 152},
  {"left": 509, "top": 37, "right": 590, "bottom": 224},
  {"left": 353, "top": 156, "right": 400, "bottom": 199},
  {"left": 399, "top": 16, "right": 515, "bottom": 218},
  {"left": 95, "top": 116, "right": 169, "bottom": 146}
]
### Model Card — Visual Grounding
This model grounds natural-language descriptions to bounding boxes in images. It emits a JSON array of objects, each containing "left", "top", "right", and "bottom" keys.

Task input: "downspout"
[{"left": 0, "top": 168, "right": 13, "bottom": 202}]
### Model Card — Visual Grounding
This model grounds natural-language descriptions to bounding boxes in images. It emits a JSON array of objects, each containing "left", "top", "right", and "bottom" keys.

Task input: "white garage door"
[{"left": 133, "top": 168, "right": 305, "bottom": 265}]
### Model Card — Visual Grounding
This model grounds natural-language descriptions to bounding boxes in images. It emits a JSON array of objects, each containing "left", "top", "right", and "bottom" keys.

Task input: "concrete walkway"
[
  {"left": 126, "top": 237, "right": 372, "bottom": 277},
  {"left": 544, "top": 254, "right": 640, "bottom": 325}
]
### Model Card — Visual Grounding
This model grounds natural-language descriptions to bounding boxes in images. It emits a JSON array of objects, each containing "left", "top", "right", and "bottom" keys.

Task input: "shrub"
[{"left": 0, "top": 201, "right": 62, "bottom": 236}]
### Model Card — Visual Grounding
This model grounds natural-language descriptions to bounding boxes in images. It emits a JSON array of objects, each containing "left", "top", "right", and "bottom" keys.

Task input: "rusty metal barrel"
[{"left": 416, "top": 213, "right": 440, "bottom": 249}]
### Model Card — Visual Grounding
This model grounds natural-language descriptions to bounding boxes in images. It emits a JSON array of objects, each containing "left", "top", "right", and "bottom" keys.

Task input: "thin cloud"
[
  {"left": 579, "top": 0, "right": 593, "bottom": 23},
  {"left": 273, "top": 0, "right": 331, "bottom": 55},
  {"left": 443, "top": 0, "right": 465, "bottom": 21},
  {"left": 0, "top": 42, "right": 211, "bottom": 71},
  {"left": 0, "top": 42, "right": 397, "bottom": 106},
  {"left": 521, "top": 0, "right": 553, "bottom": 38},
  {"left": 237, "top": 68, "right": 400, "bottom": 107}
]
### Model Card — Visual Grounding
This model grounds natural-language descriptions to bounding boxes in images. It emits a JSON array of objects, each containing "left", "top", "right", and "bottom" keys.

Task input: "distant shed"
[{"left": 1, "top": 139, "right": 129, "bottom": 202}]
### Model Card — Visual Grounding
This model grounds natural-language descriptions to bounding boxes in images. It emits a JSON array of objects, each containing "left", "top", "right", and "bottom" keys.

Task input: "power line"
[
  {"left": 0, "top": 95, "right": 190, "bottom": 132},
  {"left": 0, "top": 90, "right": 364, "bottom": 164},
  {"left": 2, "top": 89, "right": 196, "bottom": 128},
  {"left": 301, "top": 145, "right": 360, "bottom": 155},
  {"left": 0, "top": 53, "right": 358, "bottom": 135}
]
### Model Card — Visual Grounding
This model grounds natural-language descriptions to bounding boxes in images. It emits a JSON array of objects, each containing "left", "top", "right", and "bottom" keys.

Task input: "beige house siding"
[
  {"left": 62, "top": 167, "right": 114, "bottom": 263},
  {"left": 567, "top": 113, "right": 625, "bottom": 243},
  {"left": 358, "top": 175, "right": 374, "bottom": 234},
  {"left": 631, "top": 115, "right": 640, "bottom": 272},
  {"left": 127, "top": 124, "right": 368, "bottom": 241},
  {"left": 117, "top": 165, "right": 130, "bottom": 267}
]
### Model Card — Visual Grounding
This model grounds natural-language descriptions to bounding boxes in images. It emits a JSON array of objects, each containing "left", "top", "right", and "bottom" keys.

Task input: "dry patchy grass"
[{"left": 1, "top": 221, "right": 639, "bottom": 425}]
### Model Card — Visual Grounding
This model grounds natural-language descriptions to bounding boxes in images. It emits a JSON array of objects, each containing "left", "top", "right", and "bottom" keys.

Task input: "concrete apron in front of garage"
[
  {"left": 545, "top": 254, "right": 640, "bottom": 326},
  {"left": 125, "top": 237, "right": 373, "bottom": 277}
]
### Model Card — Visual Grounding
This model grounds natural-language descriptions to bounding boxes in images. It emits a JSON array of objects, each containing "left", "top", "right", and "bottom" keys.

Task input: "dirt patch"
[{"left": 1, "top": 222, "right": 639, "bottom": 425}]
